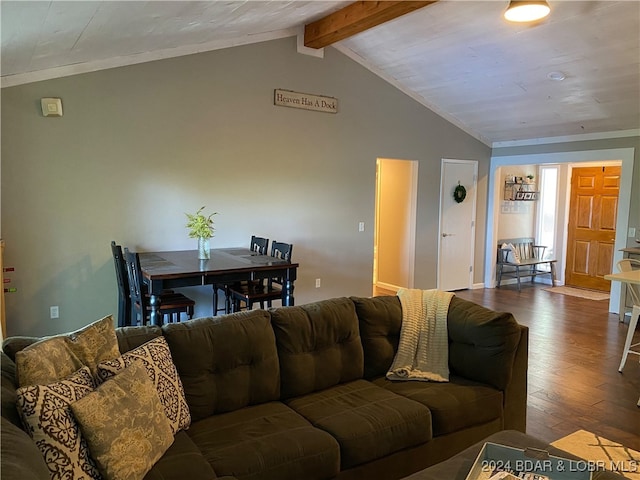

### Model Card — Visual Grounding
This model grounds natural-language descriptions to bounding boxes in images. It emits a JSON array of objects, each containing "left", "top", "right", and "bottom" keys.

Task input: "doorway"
[
  {"left": 438, "top": 159, "right": 478, "bottom": 291},
  {"left": 373, "top": 158, "right": 418, "bottom": 295},
  {"left": 565, "top": 166, "right": 621, "bottom": 291},
  {"left": 485, "top": 147, "right": 634, "bottom": 313}
]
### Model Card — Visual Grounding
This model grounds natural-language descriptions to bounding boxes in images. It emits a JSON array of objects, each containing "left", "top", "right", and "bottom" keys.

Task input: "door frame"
[
  {"left": 486, "top": 148, "right": 635, "bottom": 313},
  {"left": 437, "top": 159, "right": 478, "bottom": 291}
]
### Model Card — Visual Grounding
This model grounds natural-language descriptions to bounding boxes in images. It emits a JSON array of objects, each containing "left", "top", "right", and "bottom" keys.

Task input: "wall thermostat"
[{"left": 41, "top": 98, "right": 63, "bottom": 117}]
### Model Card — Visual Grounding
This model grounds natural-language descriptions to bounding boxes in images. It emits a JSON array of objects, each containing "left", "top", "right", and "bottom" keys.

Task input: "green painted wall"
[{"left": 1, "top": 37, "right": 490, "bottom": 336}]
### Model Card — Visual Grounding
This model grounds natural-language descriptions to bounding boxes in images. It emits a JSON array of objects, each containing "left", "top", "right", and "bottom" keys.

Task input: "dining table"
[{"left": 139, "top": 247, "right": 298, "bottom": 326}]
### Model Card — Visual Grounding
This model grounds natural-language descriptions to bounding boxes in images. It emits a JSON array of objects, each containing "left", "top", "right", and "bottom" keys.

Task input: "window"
[{"left": 536, "top": 166, "right": 559, "bottom": 264}]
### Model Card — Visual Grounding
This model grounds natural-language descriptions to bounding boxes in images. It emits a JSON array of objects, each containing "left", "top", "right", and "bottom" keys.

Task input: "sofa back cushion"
[
  {"left": 161, "top": 310, "right": 280, "bottom": 422},
  {"left": 353, "top": 295, "right": 521, "bottom": 390},
  {"left": 447, "top": 296, "right": 521, "bottom": 390},
  {"left": 2, "top": 337, "right": 40, "bottom": 362},
  {"left": 351, "top": 295, "right": 402, "bottom": 379},
  {"left": 115, "top": 324, "right": 163, "bottom": 353},
  {"left": 270, "top": 297, "right": 364, "bottom": 398}
]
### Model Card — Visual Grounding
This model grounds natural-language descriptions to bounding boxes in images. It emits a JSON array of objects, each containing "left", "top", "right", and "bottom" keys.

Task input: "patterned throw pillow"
[
  {"left": 16, "top": 366, "right": 102, "bottom": 480},
  {"left": 71, "top": 362, "right": 174, "bottom": 480},
  {"left": 501, "top": 243, "right": 521, "bottom": 264},
  {"left": 16, "top": 315, "right": 120, "bottom": 387},
  {"left": 97, "top": 336, "right": 191, "bottom": 433},
  {"left": 508, "top": 243, "right": 522, "bottom": 264}
]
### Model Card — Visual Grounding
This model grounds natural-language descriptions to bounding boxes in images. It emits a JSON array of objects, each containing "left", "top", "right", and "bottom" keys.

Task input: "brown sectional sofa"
[{"left": 1, "top": 294, "right": 528, "bottom": 480}]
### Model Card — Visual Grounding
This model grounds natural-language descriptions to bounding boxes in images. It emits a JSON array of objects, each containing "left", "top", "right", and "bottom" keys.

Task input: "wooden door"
[{"left": 565, "top": 166, "right": 620, "bottom": 291}]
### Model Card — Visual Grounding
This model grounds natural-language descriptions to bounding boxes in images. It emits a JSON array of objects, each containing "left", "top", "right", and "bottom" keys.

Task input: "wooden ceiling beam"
[{"left": 304, "top": 1, "right": 437, "bottom": 49}]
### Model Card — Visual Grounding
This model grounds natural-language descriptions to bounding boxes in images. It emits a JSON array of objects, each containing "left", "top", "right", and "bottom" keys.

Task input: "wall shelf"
[{"left": 504, "top": 181, "right": 538, "bottom": 201}]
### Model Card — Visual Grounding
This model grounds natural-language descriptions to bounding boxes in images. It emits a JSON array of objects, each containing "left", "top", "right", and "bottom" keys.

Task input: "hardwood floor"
[{"left": 452, "top": 284, "right": 640, "bottom": 450}]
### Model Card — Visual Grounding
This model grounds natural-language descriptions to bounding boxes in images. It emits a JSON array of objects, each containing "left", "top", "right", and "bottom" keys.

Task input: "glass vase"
[{"left": 197, "top": 237, "right": 210, "bottom": 260}]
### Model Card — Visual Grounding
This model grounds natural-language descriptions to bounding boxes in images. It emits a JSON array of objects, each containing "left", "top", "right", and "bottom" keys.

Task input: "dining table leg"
[
  {"left": 148, "top": 294, "right": 162, "bottom": 326},
  {"left": 282, "top": 279, "right": 295, "bottom": 306},
  {"left": 212, "top": 285, "right": 219, "bottom": 316}
]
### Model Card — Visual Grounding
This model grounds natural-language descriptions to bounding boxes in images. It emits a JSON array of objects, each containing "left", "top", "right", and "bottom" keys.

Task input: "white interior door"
[{"left": 438, "top": 159, "right": 477, "bottom": 291}]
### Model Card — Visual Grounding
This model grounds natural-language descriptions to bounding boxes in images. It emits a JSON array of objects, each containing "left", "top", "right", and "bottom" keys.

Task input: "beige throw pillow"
[
  {"left": 16, "top": 366, "right": 102, "bottom": 480},
  {"left": 71, "top": 362, "right": 174, "bottom": 480},
  {"left": 97, "top": 336, "right": 191, "bottom": 433},
  {"left": 16, "top": 315, "right": 120, "bottom": 387}
]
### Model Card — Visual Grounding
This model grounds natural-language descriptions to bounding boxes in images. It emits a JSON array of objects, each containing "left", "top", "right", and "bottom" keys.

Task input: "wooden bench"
[{"left": 497, "top": 237, "right": 557, "bottom": 292}]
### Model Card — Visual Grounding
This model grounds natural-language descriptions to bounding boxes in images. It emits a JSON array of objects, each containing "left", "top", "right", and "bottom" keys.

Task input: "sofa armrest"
[
  {"left": 503, "top": 324, "right": 528, "bottom": 432},
  {"left": 1, "top": 417, "right": 50, "bottom": 480},
  {"left": 447, "top": 296, "right": 523, "bottom": 391}
]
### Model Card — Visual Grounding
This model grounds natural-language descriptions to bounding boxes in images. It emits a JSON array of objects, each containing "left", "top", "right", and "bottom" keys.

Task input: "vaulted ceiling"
[{"left": 2, "top": 1, "right": 639, "bottom": 146}]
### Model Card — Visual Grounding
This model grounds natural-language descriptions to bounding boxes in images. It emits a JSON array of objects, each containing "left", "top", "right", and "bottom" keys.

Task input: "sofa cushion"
[
  {"left": 270, "top": 297, "right": 364, "bottom": 398},
  {"left": 71, "top": 362, "right": 174, "bottom": 480},
  {"left": 143, "top": 430, "right": 217, "bottom": 480},
  {"left": 447, "top": 296, "right": 521, "bottom": 390},
  {"left": 16, "top": 366, "right": 101, "bottom": 480},
  {"left": 98, "top": 336, "right": 191, "bottom": 433},
  {"left": 351, "top": 295, "right": 402, "bottom": 379},
  {"left": 353, "top": 295, "right": 522, "bottom": 391},
  {"left": 1, "top": 417, "right": 50, "bottom": 480},
  {"left": 372, "top": 375, "right": 503, "bottom": 436},
  {"left": 285, "top": 379, "right": 431, "bottom": 469},
  {"left": 188, "top": 401, "right": 340, "bottom": 480},
  {"left": 2, "top": 336, "right": 41, "bottom": 361},
  {"left": 162, "top": 310, "right": 280, "bottom": 422},
  {"left": 1, "top": 351, "right": 21, "bottom": 427},
  {"left": 115, "top": 325, "right": 163, "bottom": 353},
  {"left": 15, "top": 315, "right": 120, "bottom": 387}
]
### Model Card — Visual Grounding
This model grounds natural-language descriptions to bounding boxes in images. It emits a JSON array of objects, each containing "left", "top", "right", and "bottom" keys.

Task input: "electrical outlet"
[
  {"left": 358, "top": 222, "right": 365, "bottom": 232},
  {"left": 50, "top": 306, "right": 59, "bottom": 319},
  {"left": 315, "top": 278, "right": 321, "bottom": 288},
  {"left": 629, "top": 227, "right": 636, "bottom": 238}
]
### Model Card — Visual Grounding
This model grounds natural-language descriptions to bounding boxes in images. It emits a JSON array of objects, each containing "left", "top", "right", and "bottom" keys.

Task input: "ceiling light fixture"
[{"left": 504, "top": 1, "right": 551, "bottom": 22}]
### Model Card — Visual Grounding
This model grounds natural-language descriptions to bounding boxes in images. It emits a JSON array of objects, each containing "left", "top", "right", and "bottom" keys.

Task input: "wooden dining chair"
[
  {"left": 249, "top": 236, "right": 269, "bottom": 255},
  {"left": 110, "top": 241, "right": 132, "bottom": 327},
  {"left": 123, "top": 247, "right": 195, "bottom": 325},
  {"left": 228, "top": 241, "right": 293, "bottom": 312},
  {"left": 213, "top": 235, "right": 269, "bottom": 315}
]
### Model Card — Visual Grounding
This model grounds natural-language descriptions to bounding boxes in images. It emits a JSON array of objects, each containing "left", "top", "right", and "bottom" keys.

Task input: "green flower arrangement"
[{"left": 185, "top": 206, "right": 217, "bottom": 239}]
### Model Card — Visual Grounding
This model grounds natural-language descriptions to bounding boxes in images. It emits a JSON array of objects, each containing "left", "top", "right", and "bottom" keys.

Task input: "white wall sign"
[{"left": 274, "top": 89, "right": 338, "bottom": 114}]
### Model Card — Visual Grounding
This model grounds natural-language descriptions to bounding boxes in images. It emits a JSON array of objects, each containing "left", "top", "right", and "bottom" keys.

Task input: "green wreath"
[{"left": 453, "top": 182, "right": 467, "bottom": 203}]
